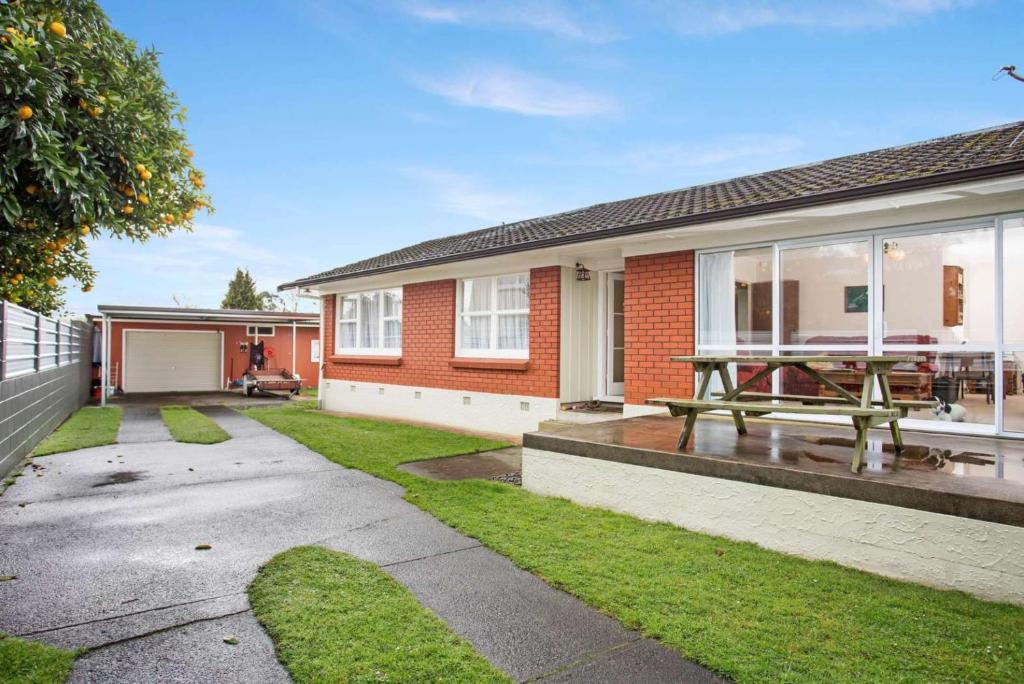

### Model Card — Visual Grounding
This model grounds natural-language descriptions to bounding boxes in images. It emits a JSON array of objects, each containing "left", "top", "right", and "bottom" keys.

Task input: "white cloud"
[
  {"left": 414, "top": 66, "right": 615, "bottom": 117},
  {"left": 651, "top": 0, "right": 973, "bottom": 36},
  {"left": 403, "top": 167, "right": 549, "bottom": 223},
  {"left": 402, "top": 1, "right": 618, "bottom": 43}
]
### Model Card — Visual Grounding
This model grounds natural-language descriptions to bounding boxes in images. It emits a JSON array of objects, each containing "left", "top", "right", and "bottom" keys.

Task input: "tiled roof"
[{"left": 282, "top": 121, "right": 1024, "bottom": 289}]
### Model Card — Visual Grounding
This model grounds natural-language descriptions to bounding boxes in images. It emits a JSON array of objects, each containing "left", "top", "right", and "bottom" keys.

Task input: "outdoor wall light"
[
  {"left": 884, "top": 241, "right": 906, "bottom": 262},
  {"left": 575, "top": 262, "right": 592, "bottom": 281}
]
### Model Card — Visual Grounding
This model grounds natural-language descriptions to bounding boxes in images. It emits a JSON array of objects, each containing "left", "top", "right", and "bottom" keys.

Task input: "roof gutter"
[{"left": 280, "top": 159, "right": 1024, "bottom": 291}]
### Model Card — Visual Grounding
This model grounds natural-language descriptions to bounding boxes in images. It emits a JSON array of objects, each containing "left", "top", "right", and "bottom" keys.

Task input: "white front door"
[{"left": 605, "top": 273, "right": 625, "bottom": 398}]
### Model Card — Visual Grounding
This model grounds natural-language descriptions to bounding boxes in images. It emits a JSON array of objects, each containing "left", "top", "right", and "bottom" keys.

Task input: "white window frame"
[
  {"left": 310, "top": 338, "right": 321, "bottom": 363},
  {"left": 455, "top": 273, "right": 530, "bottom": 359},
  {"left": 694, "top": 210, "right": 1024, "bottom": 438},
  {"left": 246, "top": 325, "right": 274, "bottom": 336},
  {"left": 334, "top": 288, "right": 402, "bottom": 355}
]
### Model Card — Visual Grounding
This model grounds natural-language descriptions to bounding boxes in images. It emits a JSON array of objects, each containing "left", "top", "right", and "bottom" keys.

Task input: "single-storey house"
[
  {"left": 95, "top": 305, "right": 320, "bottom": 398},
  {"left": 281, "top": 121, "right": 1024, "bottom": 438}
]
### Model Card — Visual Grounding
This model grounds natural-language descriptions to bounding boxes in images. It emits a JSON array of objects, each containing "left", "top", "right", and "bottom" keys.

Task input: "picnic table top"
[{"left": 670, "top": 355, "right": 925, "bottom": 365}]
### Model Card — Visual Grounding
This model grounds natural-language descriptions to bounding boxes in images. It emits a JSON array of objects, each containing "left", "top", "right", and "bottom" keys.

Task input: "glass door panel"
[
  {"left": 606, "top": 273, "right": 624, "bottom": 397},
  {"left": 779, "top": 241, "right": 870, "bottom": 345},
  {"left": 882, "top": 227, "right": 994, "bottom": 345},
  {"left": 698, "top": 247, "right": 773, "bottom": 346}
]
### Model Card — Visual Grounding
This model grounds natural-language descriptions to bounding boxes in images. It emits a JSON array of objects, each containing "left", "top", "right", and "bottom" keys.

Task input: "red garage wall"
[
  {"left": 321, "top": 266, "right": 560, "bottom": 398},
  {"left": 108, "top": 321, "right": 320, "bottom": 391}
]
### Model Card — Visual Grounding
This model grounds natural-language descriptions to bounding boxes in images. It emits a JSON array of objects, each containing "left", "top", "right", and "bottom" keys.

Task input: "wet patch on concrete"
[
  {"left": 398, "top": 447, "right": 522, "bottom": 481},
  {"left": 92, "top": 471, "right": 146, "bottom": 488}
]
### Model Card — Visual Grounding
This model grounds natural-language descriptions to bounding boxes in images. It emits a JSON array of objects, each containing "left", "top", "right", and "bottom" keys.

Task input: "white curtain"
[
  {"left": 497, "top": 313, "right": 529, "bottom": 349},
  {"left": 699, "top": 252, "right": 737, "bottom": 396},
  {"left": 359, "top": 292, "right": 380, "bottom": 348},
  {"left": 461, "top": 316, "right": 490, "bottom": 349}
]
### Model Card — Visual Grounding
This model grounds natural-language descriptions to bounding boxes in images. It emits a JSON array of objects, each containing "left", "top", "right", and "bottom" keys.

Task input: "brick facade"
[
  {"left": 322, "top": 266, "right": 561, "bottom": 398},
  {"left": 623, "top": 250, "right": 695, "bottom": 405}
]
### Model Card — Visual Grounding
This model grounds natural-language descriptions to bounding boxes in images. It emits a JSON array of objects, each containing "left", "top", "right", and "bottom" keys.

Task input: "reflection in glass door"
[
  {"left": 606, "top": 273, "right": 625, "bottom": 397},
  {"left": 695, "top": 214, "right": 1024, "bottom": 436}
]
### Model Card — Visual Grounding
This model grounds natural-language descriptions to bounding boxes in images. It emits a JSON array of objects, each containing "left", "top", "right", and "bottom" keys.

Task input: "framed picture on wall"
[{"left": 844, "top": 285, "right": 869, "bottom": 313}]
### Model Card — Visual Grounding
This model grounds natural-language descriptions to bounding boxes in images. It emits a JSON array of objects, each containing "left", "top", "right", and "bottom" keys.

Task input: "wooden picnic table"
[{"left": 647, "top": 355, "right": 932, "bottom": 473}]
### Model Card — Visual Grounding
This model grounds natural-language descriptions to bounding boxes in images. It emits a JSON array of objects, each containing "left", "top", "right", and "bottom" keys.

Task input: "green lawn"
[
  {"left": 249, "top": 546, "right": 508, "bottom": 683},
  {"left": 0, "top": 634, "right": 76, "bottom": 684},
  {"left": 243, "top": 403, "right": 1024, "bottom": 684},
  {"left": 160, "top": 406, "right": 230, "bottom": 444},
  {"left": 32, "top": 407, "right": 121, "bottom": 456}
]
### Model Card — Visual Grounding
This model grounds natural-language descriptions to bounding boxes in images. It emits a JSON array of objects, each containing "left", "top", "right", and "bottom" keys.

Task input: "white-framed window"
[
  {"left": 335, "top": 288, "right": 402, "bottom": 355},
  {"left": 456, "top": 274, "right": 529, "bottom": 358},
  {"left": 247, "top": 325, "right": 274, "bottom": 336},
  {"left": 311, "top": 339, "right": 321, "bottom": 363}
]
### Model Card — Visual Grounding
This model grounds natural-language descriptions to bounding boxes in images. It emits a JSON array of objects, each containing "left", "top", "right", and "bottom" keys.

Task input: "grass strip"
[
  {"left": 0, "top": 633, "right": 76, "bottom": 684},
  {"left": 160, "top": 406, "right": 230, "bottom": 444},
  {"left": 243, "top": 402, "right": 1024, "bottom": 684},
  {"left": 32, "top": 407, "right": 121, "bottom": 456},
  {"left": 249, "top": 546, "right": 508, "bottom": 683}
]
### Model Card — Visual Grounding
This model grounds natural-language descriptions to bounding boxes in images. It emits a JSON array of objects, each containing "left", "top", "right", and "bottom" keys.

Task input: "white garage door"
[{"left": 124, "top": 330, "right": 221, "bottom": 393}]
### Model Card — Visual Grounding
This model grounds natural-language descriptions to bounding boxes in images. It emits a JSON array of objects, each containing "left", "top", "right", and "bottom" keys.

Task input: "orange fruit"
[
  {"left": 80, "top": 225, "right": 90, "bottom": 236},
  {"left": 122, "top": 204, "right": 134, "bottom": 215},
  {"left": 141, "top": 169, "right": 152, "bottom": 181},
  {"left": 138, "top": 194, "right": 149, "bottom": 205},
  {"left": 46, "top": 277, "right": 58, "bottom": 287},
  {"left": 135, "top": 163, "right": 146, "bottom": 174},
  {"left": 48, "top": 21, "right": 66, "bottom": 38},
  {"left": 83, "top": 285, "right": 93, "bottom": 293},
  {"left": 45, "top": 257, "right": 54, "bottom": 265},
  {"left": 25, "top": 183, "right": 39, "bottom": 195},
  {"left": 17, "top": 105, "right": 32, "bottom": 120}
]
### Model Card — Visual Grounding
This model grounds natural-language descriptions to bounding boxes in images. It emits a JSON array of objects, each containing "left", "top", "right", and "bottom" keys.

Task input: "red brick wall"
[
  {"left": 623, "top": 250, "right": 695, "bottom": 404},
  {"left": 110, "top": 321, "right": 320, "bottom": 390},
  {"left": 322, "top": 266, "right": 560, "bottom": 398}
]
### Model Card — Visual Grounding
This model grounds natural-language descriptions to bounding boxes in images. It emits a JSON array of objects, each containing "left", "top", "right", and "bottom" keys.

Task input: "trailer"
[
  {"left": 243, "top": 341, "right": 301, "bottom": 397},
  {"left": 243, "top": 367, "right": 302, "bottom": 397}
]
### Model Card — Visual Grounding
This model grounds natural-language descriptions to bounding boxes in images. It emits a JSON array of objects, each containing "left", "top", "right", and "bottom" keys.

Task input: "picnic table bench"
[{"left": 647, "top": 355, "right": 934, "bottom": 473}]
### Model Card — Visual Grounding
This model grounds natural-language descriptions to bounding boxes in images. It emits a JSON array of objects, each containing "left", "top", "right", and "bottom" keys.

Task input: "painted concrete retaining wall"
[
  {"left": 322, "top": 379, "right": 557, "bottom": 437},
  {"left": 523, "top": 447, "right": 1024, "bottom": 606}
]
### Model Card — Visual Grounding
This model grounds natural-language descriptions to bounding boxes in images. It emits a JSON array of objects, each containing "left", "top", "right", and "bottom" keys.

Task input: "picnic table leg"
[
  {"left": 851, "top": 416, "right": 868, "bottom": 473},
  {"left": 716, "top": 362, "right": 748, "bottom": 436},
  {"left": 678, "top": 408, "right": 699, "bottom": 449},
  {"left": 876, "top": 372, "right": 904, "bottom": 453}
]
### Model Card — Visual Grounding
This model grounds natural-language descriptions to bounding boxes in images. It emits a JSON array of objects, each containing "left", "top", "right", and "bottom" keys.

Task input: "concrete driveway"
[{"left": 0, "top": 407, "right": 720, "bottom": 683}]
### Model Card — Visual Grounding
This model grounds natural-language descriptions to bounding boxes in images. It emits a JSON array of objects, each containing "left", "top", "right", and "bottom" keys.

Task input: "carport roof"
[{"left": 96, "top": 305, "right": 319, "bottom": 325}]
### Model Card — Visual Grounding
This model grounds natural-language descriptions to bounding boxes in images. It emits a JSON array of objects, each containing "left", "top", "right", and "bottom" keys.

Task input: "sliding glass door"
[{"left": 696, "top": 212, "right": 1024, "bottom": 436}]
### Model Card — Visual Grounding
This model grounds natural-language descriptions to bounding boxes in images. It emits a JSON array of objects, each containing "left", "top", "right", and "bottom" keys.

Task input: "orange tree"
[{"left": 1, "top": 0, "right": 212, "bottom": 314}]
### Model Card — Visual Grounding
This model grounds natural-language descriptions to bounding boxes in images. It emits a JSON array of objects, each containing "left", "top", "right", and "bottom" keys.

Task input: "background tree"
[
  {"left": 221, "top": 268, "right": 262, "bottom": 310},
  {"left": 1, "top": 0, "right": 212, "bottom": 314}
]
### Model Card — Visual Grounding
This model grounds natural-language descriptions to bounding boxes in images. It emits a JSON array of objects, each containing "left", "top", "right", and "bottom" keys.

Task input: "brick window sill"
[
  {"left": 329, "top": 355, "right": 402, "bottom": 366},
  {"left": 449, "top": 357, "right": 530, "bottom": 371}
]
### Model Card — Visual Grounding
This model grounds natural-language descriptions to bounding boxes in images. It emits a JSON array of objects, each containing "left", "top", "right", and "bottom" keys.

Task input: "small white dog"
[{"left": 931, "top": 397, "right": 967, "bottom": 422}]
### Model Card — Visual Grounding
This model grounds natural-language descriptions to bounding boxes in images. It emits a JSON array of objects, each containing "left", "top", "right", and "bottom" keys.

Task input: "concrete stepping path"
[
  {"left": 0, "top": 406, "right": 723, "bottom": 683},
  {"left": 117, "top": 406, "right": 171, "bottom": 443}
]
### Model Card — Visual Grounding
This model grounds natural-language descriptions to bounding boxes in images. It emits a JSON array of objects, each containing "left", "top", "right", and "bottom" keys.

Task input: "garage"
[
  {"left": 123, "top": 330, "right": 222, "bottom": 393},
  {"left": 96, "top": 305, "right": 321, "bottom": 400}
]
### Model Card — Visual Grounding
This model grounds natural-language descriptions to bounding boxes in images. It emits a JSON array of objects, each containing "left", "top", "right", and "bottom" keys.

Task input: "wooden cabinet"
[
  {"left": 750, "top": 280, "right": 799, "bottom": 344},
  {"left": 943, "top": 265, "right": 964, "bottom": 327}
]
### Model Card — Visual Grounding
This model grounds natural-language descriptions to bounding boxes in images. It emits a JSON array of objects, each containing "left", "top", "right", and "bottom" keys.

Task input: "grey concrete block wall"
[{"left": 0, "top": 320, "right": 92, "bottom": 479}]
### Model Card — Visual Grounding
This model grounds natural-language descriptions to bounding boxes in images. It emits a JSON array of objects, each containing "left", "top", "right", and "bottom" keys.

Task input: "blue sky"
[{"left": 66, "top": 0, "right": 1023, "bottom": 315}]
